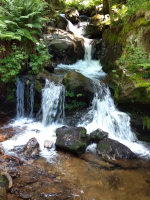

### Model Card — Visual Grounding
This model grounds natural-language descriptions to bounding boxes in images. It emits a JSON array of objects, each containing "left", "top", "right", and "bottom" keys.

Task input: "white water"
[
  {"left": 16, "top": 77, "right": 25, "bottom": 118},
  {"left": 42, "top": 80, "right": 65, "bottom": 126},
  {"left": 2, "top": 16, "right": 150, "bottom": 158}
]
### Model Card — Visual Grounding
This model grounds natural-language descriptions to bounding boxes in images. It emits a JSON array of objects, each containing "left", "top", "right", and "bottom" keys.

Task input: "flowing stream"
[{"left": 2, "top": 16, "right": 150, "bottom": 159}]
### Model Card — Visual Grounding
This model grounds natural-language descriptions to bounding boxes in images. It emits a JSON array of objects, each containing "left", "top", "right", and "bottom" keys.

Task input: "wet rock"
[
  {"left": 89, "top": 129, "right": 108, "bottom": 143},
  {"left": 44, "top": 140, "right": 53, "bottom": 149},
  {"left": 65, "top": 9, "right": 79, "bottom": 23},
  {"left": 0, "top": 175, "right": 7, "bottom": 200},
  {"left": 43, "top": 27, "right": 84, "bottom": 66},
  {"left": 0, "top": 146, "right": 4, "bottom": 157},
  {"left": 9, "top": 163, "right": 72, "bottom": 200},
  {"left": 56, "top": 126, "right": 90, "bottom": 155},
  {"left": 97, "top": 138, "right": 136, "bottom": 162},
  {"left": 23, "top": 137, "right": 40, "bottom": 159},
  {"left": 62, "top": 71, "right": 95, "bottom": 112},
  {"left": 57, "top": 15, "right": 68, "bottom": 30},
  {"left": 87, "top": 14, "right": 110, "bottom": 38}
]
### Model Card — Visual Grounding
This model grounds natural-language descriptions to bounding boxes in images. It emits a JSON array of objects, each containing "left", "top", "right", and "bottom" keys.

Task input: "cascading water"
[
  {"left": 2, "top": 15, "right": 150, "bottom": 158},
  {"left": 42, "top": 80, "right": 65, "bottom": 126},
  {"left": 16, "top": 77, "right": 25, "bottom": 118},
  {"left": 16, "top": 77, "right": 35, "bottom": 118},
  {"left": 57, "top": 15, "right": 150, "bottom": 157},
  {"left": 29, "top": 81, "right": 34, "bottom": 118}
]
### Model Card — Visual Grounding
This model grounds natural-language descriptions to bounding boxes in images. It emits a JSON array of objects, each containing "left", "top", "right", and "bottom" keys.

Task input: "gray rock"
[
  {"left": 97, "top": 138, "right": 136, "bottom": 162},
  {"left": 23, "top": 137, "right": 40, "bottom": 159},
  {"left": 55, "top": 126, "right": 89, "bottom": 155},
  {"left": 43, "top": 27, "right": 84, "bottom": 65},
  {"left": 44, "top": 140, "right": 53, "bottom": 149},
  {"left": 90, "top": 129, "right": 108, "bottom": 143}
]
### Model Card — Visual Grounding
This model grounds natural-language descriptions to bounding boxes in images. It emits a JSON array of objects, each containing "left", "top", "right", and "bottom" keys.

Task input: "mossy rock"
[
  {"left": 55, "top": 126, "right": 90, "bottom": 155},
  {"left": 63, "top": 71, "right": 94, "bottom": 112},
  {"left": 89, "top": 129, "right": 108, "bottom": 143},
  {"left": 97, "top": 138, "right": 136, "bottom": 162}
]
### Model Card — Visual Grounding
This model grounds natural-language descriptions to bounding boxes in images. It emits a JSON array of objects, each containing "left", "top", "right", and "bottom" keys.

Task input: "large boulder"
[
  {"left": 55, "top": 126, "right": 90, "bottom": 154},
  {"left": 62, "top": 71, "right": 95, "bottom": 112},
  {"left": 23, "top": 137, "right": 40, "bottom": 159},
  {"left": 43, "top": 27, "right": 84, "bottom": 66},
  {"left": 97, "top": 138, "right": 136, "bottom": 162},
  {"left": 65, "top": 9, "right": 79, "bottom": 23}
]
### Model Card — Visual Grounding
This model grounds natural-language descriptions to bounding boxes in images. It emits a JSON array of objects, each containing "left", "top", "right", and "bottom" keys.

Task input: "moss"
[
  {"left": 143, "top": 116, "right": 150, "bottom": 130},
  {"left": 34, "top": 80, "right": 43, "bottom": 93},
  {"left": 97, "top": 143, "right": 109, "bottom": 152},
  {"left": 66, "top": 130, "right": 72, "bottom": 134},
  {"left": 80, "top": 129, "right": 87, "bottom": 138}
]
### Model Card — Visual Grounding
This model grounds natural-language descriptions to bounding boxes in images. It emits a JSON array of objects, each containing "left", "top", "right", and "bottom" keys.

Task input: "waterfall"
[
  {"left": 16, "top": 77, "right": 34, "bottom": 118},
  {"left": 42, "top": 80, "right": 65, "bottom": 126},
  {"left": 29, "top": 81, "right": 34, "bottom": 118},
  {"left": 83, "top": 82, "right": 137, "bottom": 142},
  {"left": 16, "top": 77, "right": 25, "bottom": 118}
]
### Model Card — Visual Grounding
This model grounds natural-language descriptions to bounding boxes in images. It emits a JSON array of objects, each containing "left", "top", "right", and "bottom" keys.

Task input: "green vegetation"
[
  {"left": 65, "top": 100, "right": 87, "bottom": 111},
  {"left": 119, "top": 44, "right": 150, "bottom": 78},
  {"left": 0, "top": 0, "right": 50, "bottom": 82},
  {"left": 143, "top": 116, "right": 150, "bottom": 130},
  {"left": 60, "top": 0, "right": 102, "bottom": 10}
]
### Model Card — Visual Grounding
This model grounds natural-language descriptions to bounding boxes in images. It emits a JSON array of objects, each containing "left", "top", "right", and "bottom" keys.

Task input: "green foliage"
[
  {"left": 29, "top": 39, "right": 50, "bottom": 75},
  {"left": 0, "top": 0, "right": 48, "bottom": 42},
  {"left": 0, "top": 0, "right": 51, "bottom": 83},
  {"left": 65, "top": 100, "right": 87, "bottom": 111},
  {"left": 0, "top": 39, "right": 50, "bottom": 82},
  {"left": 113, "top": 85, "right": 119, "bottom": 100},
  {"left": 61, "top": 0, "right": 102, "bottom": 10},
  {"left": 65, "top": 90, "right": 74, "bottom": 97},
  {"left": 143, "top": 116, "right": 150, "bottom": 130},
  {"left": 112, "top": 70, "right": 119, "bottom": 78},
  {"left": 126, "top": 0, "right": 150, "bottom": 17},
  {"left": 0, "top": 43, "right": 28, "bottom": 82},
  {"left": 119, "top": 44, "right": 150, "bottom": 75}
]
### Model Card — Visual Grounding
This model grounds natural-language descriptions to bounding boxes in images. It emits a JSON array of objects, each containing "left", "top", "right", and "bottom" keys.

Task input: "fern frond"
[{"left": 4, "top": 20, "right": 19, "bottom": 27}]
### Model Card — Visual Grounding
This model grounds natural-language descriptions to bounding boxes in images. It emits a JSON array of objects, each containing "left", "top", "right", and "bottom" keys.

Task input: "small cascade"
[
  {"left": 42, "top": 80, "right": 65, "bottom": 126},
  {"left": 16, "top": 77, "right": 35, "bottom": 118},
  {"left": 16, "top": 77, "right": 25, "bottom": 118},
  {"left": 90, "top": 82, "right": 137, "bottom": 142},
  {"left": 29, "top": 81, "right": 34, "bottom": 118}
]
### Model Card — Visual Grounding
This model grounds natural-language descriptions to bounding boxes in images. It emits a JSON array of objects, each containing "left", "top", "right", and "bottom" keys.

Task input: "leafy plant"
[
  {"left": 65, "top": 100, "right": 87, "bottom": 111},
  {"left": 0, "top": 43, "right": 28, "bottom": 82},
  {"left": 0, "top": 0, "right": 48, "bottom": 42},
  {"left": 112, "top": 70, "right": 119, "bottom": 78},
  {"left": 0, "top": 39, "right": 50, "bottom": 82},
  {"left": 65, "top": 90, "right": 74, "bottom": 97},
  {"left": 143, "top": 116, "right": 150, "bottom": 130},
  {"left": 119, "top": 44, "right": 150, "bottom": 72}
]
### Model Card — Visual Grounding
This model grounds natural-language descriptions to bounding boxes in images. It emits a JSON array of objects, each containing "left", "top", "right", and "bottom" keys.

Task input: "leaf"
[
  {"left": 30, "top": 29, "right": 41, "bottom": 35},
  {"left": 31, "top": 23, "right": 42, "bottom": 29},
  {"left": 4, "top": 20, "right": 19, "bottom": 27}
]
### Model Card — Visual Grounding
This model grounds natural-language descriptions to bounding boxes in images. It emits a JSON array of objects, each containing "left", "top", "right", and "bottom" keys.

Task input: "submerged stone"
[{"left": 55, "top": 126, "right": 89, "bottom": 155}]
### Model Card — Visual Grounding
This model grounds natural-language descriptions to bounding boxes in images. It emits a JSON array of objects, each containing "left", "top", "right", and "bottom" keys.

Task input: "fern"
[{"left": 0, "top": 0, "right": 48, "bottom": 42}]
